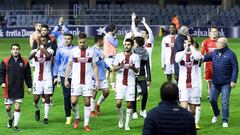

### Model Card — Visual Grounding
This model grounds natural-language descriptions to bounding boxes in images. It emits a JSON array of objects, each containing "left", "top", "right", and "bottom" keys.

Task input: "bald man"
[
  {"left": 203, "top": 37, "right": 238, "bottom": 128},
  {"left": 173, "top": 25, "right": 189, "bottom": 82}
]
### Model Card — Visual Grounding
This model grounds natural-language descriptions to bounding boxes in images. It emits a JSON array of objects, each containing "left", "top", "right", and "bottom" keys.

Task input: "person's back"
[{"left": 143, "top": 82, "right": 196, "bottom": 135}]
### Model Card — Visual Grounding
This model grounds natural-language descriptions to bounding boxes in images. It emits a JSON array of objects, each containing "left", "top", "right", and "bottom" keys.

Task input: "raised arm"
[{"left": 142, "top": 17, "right": 154, "bottom": 42}]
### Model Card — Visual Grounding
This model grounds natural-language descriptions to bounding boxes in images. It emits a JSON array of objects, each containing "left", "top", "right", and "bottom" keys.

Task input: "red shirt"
[{"left": 201, "top": 38, "right": 217, "bottom": 69}]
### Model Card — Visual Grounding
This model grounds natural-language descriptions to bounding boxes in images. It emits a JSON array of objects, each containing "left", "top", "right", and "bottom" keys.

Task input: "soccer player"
[
  {"left": 113, "top": 38, "right": 140, "bottom": 130},
  {"left": 103, "top": 24, "right": 118, "bottom": 90},
  {"left": 132, "top": 37, "right": 151, "bottom": 119},
  {"left": 90, "top": 35, "right": 110, "bottom": 117},
  {"left": 29, "top": 22, "right": 41, "bottom": 49},
  {"left": 64, "top": 32, "right": 99, "bottom": 131},
  {"left": 175, "top": 38, "right": 202, "bottom": 129},
  {"left": 201, "top": 27, "right": 218, "bottom": 98},
  {"left": 29, "top": 36, "right": 54, "bottom": 124},
  {"left": 0, "top": 44, "right": 32, "bottom": 131},
  {"left": 53, "top": 34, "right": 75, "bottom": 124},
  {"left": 132, "top": 13, "right": 154, "bottom": 68},
  {"left": 161, "top": 23, "right": 177, "bottom": 82}
]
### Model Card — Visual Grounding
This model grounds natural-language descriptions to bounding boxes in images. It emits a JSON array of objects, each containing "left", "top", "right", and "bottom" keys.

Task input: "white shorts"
[
  {"left": 71, "top": 84, "right": 93, "bottom": 97},
  {"left": 164, "top": 64, "right": 174, "bottom": 74},
  {"left": 91, "top": 79, "right": 109, "bottom": 90},
  {"left": 115, "top": 83, "right": 135, "bottom": 101},
  {"left": 104, "top": 57, "right": 114, "bottom": 69},
  {"left": 4, "top": 98, "right": 22, "bottom": 105},
  {"left": 33, "top": 79, "right": 53, "bottom": 95},
  {"left": 179, "top": 87, "right": 201, "bottom": 105}
]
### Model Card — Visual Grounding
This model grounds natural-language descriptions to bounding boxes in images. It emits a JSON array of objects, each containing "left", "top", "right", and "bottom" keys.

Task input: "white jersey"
[
  {"left": 32, "top": 48, "right": 54, "bottom": 81},
  {"left": 113, "top": 52, "right": 140, "bottom": 86},
  {"left": 175, "top": 48, "right": 202, "bottom": 89},
  {"left": 161, "top": 34, "right": 176, "bottom": 68},
  {"left": 69, "top": 47, "right": 96, "bottom": 86}
]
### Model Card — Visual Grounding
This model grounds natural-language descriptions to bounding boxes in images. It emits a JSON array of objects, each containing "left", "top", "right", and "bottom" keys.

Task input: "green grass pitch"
[{"left": 0, "top": 37, "right": 240, "bottom": 135}]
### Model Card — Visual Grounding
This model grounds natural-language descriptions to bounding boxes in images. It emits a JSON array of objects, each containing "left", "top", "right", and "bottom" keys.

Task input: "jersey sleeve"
[
  {"left": 113, "top": 54, "right": 120, "bottom": 66},
  {"left": 134, "top": 55, "right": 140, "bottom": 68},
  {"left": 201, "top": 40, "right": 206, "bottom": 55}
]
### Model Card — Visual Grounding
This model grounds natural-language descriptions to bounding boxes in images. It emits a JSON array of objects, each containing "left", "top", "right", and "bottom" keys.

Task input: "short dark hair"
[
  {"left": 94, "top": 35, "right": 103, "bottom": 43},
  {"left": 125, "top": 38, "right": 134, "bottom": 46},
  {"left": 170, "top": 23, "right": 176, "bottom": 28},
  {"left": 65, "top": 33, "right": 73, "bottom": 40},
  {"left": 108, "top": 24, "right": 116, "bottom": 32},
  {"left": 160, "top": 82, "right": 179, "bottom": 101},
  {"left": 78, "top": 32, "right": 87, "bottom": 39},
  {"left": 210, "top": 26, "right": 218, "bottom": 31},
  {"left": 143, "top": 28, "right": 149, "bottom": 35},
  {"left": 134, "top": 36, "right": 145, "bottom": 46},
  {"left": 11, "top": 43, "right": 20, "bottom": 50},
  {"left": 41, "top": 24, "right": 49, "bottom": 30}
]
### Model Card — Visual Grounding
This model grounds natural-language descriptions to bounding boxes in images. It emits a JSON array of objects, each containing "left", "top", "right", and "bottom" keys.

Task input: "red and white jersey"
[
  {"left": 161, "top": 34, "right": 175, "bottom": 67},
  {"left": 176, "top": 50, "right": 202, "bottom": 89},
  {"left": 113, "top": 52, "right": 140, "bottom": 86},
  {"left": 201, "top": 38, "right": 217, "bottom": 69},
  {"left": 32, "top": 48, "right": 54, "bottom": 81},
  {"left": 69, "top": 47, "right": 96, "bottom": 85}
]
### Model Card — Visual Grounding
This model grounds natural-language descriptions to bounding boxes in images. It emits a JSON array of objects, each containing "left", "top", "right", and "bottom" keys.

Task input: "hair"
[
  {"left": 210, "top": 26, "right": 218, "bottom": 31},
  {"left": 78, "top": 32, "right": 87, "bottom": 39},
  {"left": 34, "top": 22, "right": 41, "bottom": 26},
  {"left": 41, "top": 24, "right": 49, "bottom": 30},
  {"left": 65, "top": 33, "right": 73, "bottom": 40},
  {"left": 143, "top": 28, "right": 149, "bottom": 34},
  {"left": 11, "top": 43, "right": 20, "bottom": 50},
  {"left": 160, "top": 82, "right": 179, "bottom": 101},
  {"left": 125, "top": 38, "right": 134, "bottom": 46},
  {"left": 94, "top": 35, "right": 103, "bottom": 43},
  {"left": 108, "top": 24, "right": 116, "bottom": 32},
  {"left": 170, "top": 23, "right": 176, "bottom": 28},
  {"left": 134, "top": 36, "right": 145, "bottom": 46}
]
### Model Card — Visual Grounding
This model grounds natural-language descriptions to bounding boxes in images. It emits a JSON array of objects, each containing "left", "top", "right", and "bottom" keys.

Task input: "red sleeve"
[{"left": 201, "top": 40, "right": 207, "bottom": 55}]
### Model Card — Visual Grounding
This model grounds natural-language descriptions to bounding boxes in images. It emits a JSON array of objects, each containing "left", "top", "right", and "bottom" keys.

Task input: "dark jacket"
[
  {"left": 204, "top": 46, "right": 238, "bottom": 85},
  {"left": 174, "top": 34, "right": 186, "bottom": 75},
  {"left": 133, "top": 47, "right": 151, "bottom": 82},
  {"left": 0, "top": 55, "right": 32, "bottom": 99},
  {"left": 143, "top": 101, "right": 196, "bottom": 135}
]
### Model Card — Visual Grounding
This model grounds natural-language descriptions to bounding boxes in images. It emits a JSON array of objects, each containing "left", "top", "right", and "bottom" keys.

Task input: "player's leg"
[
  {"left": 125, "top": 85, "right": 135, "bottom": 130},
  {"left": 5, "top": 99, "right": 14, "bottom": 128},
  {"left": 13, "top": 101, "right": 22, "bottom": 130},
  {"left": 139, "top": 80, "right": 148, "bottom": 118},
  {"left": 116, "top": 83, "right": 124, "bottom": 128},
  {"left": 90, "top": 89, "right": 97, "bottom": 117},
  {"left": 71, "top": 96, "right": 80, "bottom": 128},
  {"left": 95, "top": 79, "right": 109, "bottom": 115},
  {"left": 60, "top": 77, "right": 72, "bottom": 124},
  {"left": 83, "top": 96, "right": 91, "bottom": 131},
  {"left": 33, "top": 80, "right": 42, "bottom": 121},
  {"left": 42, "top": 79, "right": 54, "bottom": 124},
  {"left": 179, "top": 88, "right": 189, "bottom": 109},
  {"left": 83, "top": 84, "right": 93, "bottom": 131},
  {"left": 132, "top": 80, "right": 138, "bottom": 119}
]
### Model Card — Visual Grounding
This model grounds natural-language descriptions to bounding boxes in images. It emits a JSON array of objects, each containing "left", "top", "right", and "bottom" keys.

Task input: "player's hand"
[
  {"left": 119, "top": 61, "right": 124, "bottom": 69},
  {"left": 129, "top": 64, "right": 135, "bottom": 70},
  {"left": 141, "top": 17, "right": 146, "bottom": 24},
  {"left": 1, "top": 83, "right": 6, "bottom": 88},
  {"left": 28, "top": 88, "right": 32, "bottom": 94},
  {"left": 230, "top": 82, "right": 236, "bottom": 88},
  {"left": 64, "top": 80, "right": 70, "bottom": 88},
  {"left": 131, "top": 12, "right": 136, "bottom": 21},
  {"left": 147, "top": 81, "right": 151, "bottom": 86}
]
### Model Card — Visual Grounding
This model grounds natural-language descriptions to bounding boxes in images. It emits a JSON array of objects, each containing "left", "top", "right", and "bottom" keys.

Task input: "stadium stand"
[{"left": 1, "top": 3, "right": 240, "bottom": 27}]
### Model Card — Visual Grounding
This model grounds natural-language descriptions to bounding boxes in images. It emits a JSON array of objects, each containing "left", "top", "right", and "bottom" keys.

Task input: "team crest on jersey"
[{"left": 37, "top": 57, "right": 46, "bottom": 63}]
